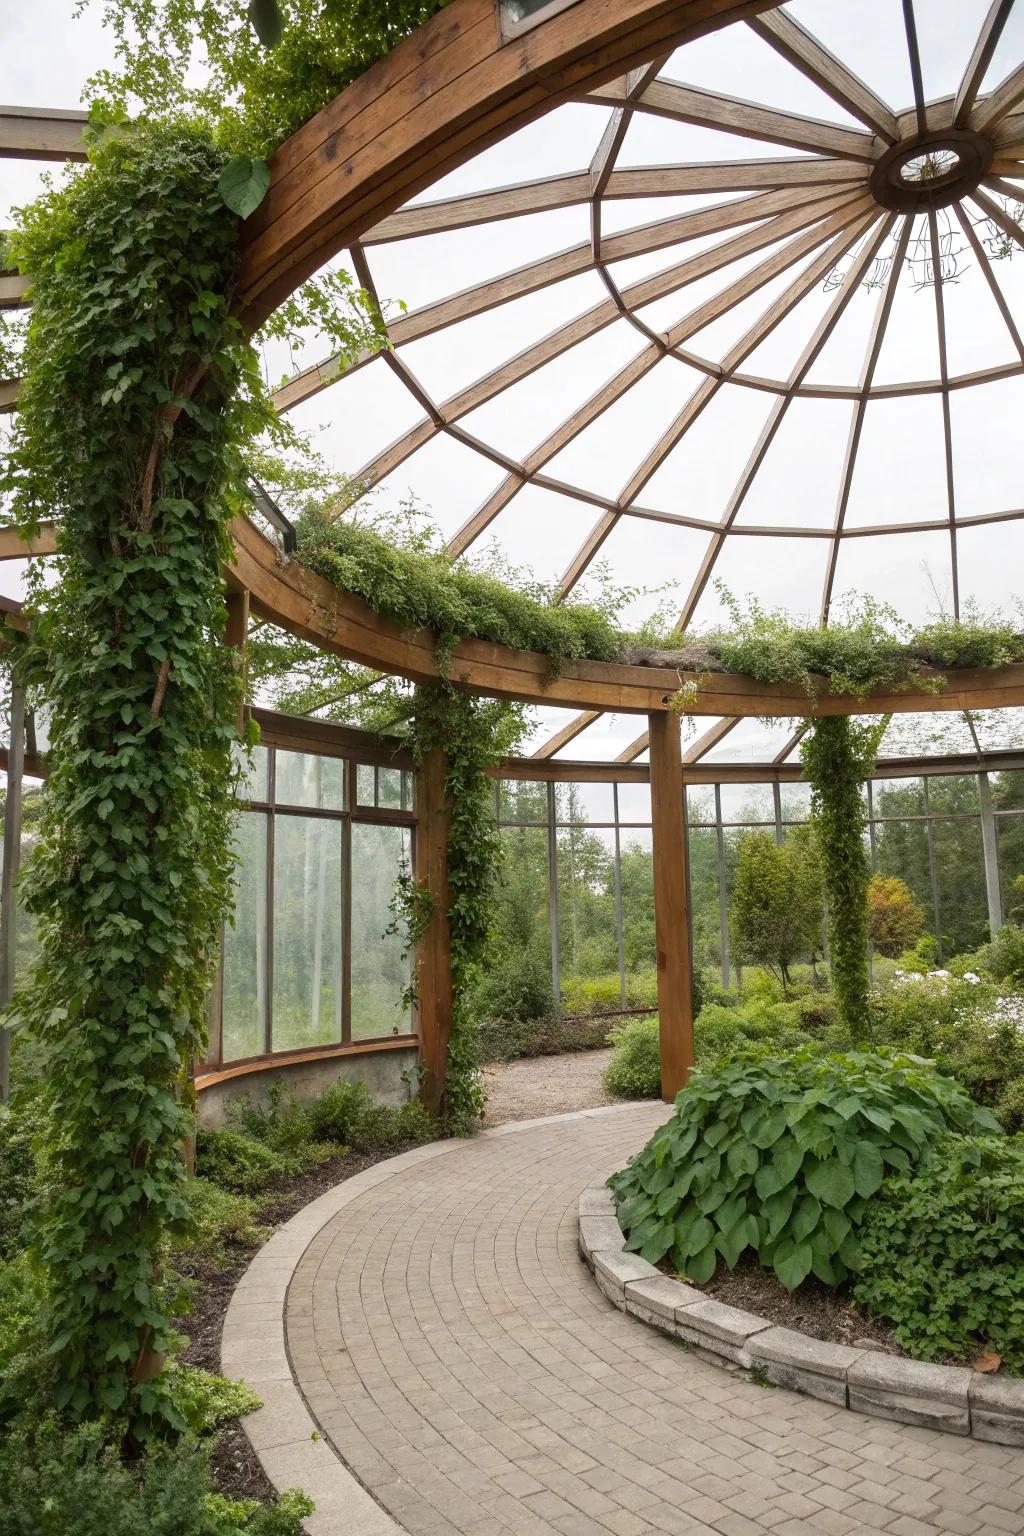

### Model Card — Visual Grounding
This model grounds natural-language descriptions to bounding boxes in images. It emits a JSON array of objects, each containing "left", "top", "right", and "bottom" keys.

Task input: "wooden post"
[
  {"left": 648, "top": 710, "right": 694, "bottom": 1102},
  {"left": 0, "top": 682, "right": 25, "bottom": 1104},
  {"left": 414, "top": 746, "right": 452, "bottom": 1116}
]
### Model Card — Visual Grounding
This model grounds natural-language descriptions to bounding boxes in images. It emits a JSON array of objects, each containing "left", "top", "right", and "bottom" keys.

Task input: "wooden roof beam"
[
  {"left": 747, "top": 10, "right": 899, "bottom": 142},
  {"left": 588, "top": 77, "right": 878, "bottom": 160},
  {"left": 0, "top": 105, "right": 88, "bottom": 162},
  {"left": 953, "top": 0, "right": 1016, "bottom": 128}
]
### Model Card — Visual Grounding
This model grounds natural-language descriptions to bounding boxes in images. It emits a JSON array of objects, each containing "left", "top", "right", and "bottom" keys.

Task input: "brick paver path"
[{"left": 286, "top": 1106, "right": 1024, "bottom": 1536}]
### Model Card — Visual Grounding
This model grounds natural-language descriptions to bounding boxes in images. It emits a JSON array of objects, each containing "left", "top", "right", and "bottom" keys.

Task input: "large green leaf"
[
  {"left": 791, "top": 1194, "right": 820, "bottom": 1243},
  {"left": 217, "top": 156, "right": 270, "bottom": 220},
  {"left": 726, "top": 1141, "right": 758, "bottom": 1178},
  {"left": 805, "top": 1157, "right": 856, "bottom": 1210},
  {"left": 685, "top": 1242, "right": 718, "bottom": 1284},
  {"left": 678, "top": 1214, "right": 714, "bottom": 1258},
  {"left": 751, "top": 1107, "right": 788, "bottom": 1149},
  {"left": 754, "top": 1161, "right": 787, "bottom": 1200},
  {"left": 763, "top": 1186, "right": 796, "bottom": 1236},
  {"left": 771, "top": 1134, "right": 804, "bottom": 1184},
  {"left": 716, "top": 1217, "right": 754, "bottom": 1269},
  {"left": 852, "top": 1141, "right": 885, "bottom": 1199},
  {"left": 774, "top": 1240, "right": 813, "bottom": 1291}
]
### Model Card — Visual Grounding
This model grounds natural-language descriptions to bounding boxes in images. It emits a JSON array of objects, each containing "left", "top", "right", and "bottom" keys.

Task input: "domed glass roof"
[{"left": 3, "top": 0, "right": 1024, "bottom": 765}]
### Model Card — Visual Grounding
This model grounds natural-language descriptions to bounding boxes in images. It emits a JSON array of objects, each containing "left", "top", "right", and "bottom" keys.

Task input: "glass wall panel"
[
  {"left": 686, "top": 786, "right": 716, "bottom": 826},
  {"left": 718, "top": 782, "right": 775, "bottom": 824},
  {"left": 557, "top": 823, "right": 617, "bottom": 1007},
  {"left": 493, "top": 824, "right": 551, "bottom": 978},
  {"left": 931, "top": 817, "right": 988, "bottom": 954},
  {"left": 356, "top": 763, "right": 375, "bottom": 807},
  {"left": 234, "top": 743, "right": 269, "bottom": 802},
  {"left": 499, "top": 778, "right": 548, "bottom": 824},
  {"left": 619, "top": 827, "right": 656, "bottom": 1001},
  {"left": 351, "top": 823, "right": 412, "bottom": 1039},
  {"left": 616, "top": 781, "right": 651, "bottom": 823},
  {"left": 873, "top": 777, "right": 926, "bottom": 818},
  {"left": 272, "top": 815, "right": 343, "bottom": 1051},
  {"left": 378, "top": 766, "right": 402, "bottom": 810},
  {"left": 222, "top": 811, "right": 268, "bottom": 1061},
  {"left": 276, "top": 750, "right": 345, "bottom": 809},
  {"left": 779, "top": 781, "right": 812, "bottom": 823},
  {"left": 688, "top": 825, "right": 721, "bottom": 978},
  {"left": 873, "top": 817, "right": 935, "bottom": 936},
  {"left": 927, "top": 774, "right": 980, "bottom": 814},
  {"left": 555, "top": 780, "right": 614, "bottom": 823},
  {"left": 997, "top": 814, "right": 1024, "bottom": 921}
]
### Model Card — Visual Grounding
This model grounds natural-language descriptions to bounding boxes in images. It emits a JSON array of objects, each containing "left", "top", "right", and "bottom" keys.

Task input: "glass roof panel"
[
  {"left": 733, "top": 396, "right": 855, "bottom": 529},
  {"left": 664, "top": 21, "right": 867, "bottom": 129},
  {"left": 843, "top": 395, "right": 950, "bottom": 528},
  {"left": 782, "top": 0, "right": 916, "bottom": 110}
]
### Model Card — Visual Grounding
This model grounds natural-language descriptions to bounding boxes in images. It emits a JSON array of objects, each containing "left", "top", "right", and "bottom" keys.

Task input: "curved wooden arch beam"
[
  {"left": 235, "top": 0, "right": 794, "bottom": 328},
  {"left": 227, "top": 513, "right": 1024, "bottom": 717}
]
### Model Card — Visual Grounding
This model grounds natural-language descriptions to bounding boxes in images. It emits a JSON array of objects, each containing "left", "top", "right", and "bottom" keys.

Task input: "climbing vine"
[
  {"left": 0, "top": 122, "right": 267, "bottom": 1435},
  {"left": 400, "top": 686, "right": 525, "bottom": 1134},
  {"left": 800, "top": 716, "right": 888, "bottom": 1037}
]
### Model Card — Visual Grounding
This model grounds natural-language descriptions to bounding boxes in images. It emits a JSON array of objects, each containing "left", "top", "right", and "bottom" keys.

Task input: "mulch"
[
  {"left": 695, "top": 1256, "right": 905, "bottom": 1355},
  {"left": 176, "top": 1141, "right": 436, "bottom": 1505}
]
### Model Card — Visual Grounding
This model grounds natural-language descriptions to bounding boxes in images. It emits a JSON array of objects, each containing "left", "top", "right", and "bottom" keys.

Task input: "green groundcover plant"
[
  {"left": 609, "top": 1047, "right": 1000, "bottom": 1289},
  {"left": 854, "top": 1135, "right": 1024, "bottom": 1372}
]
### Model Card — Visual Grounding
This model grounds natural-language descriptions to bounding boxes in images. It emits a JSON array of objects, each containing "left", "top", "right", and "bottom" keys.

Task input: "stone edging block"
[{"left": 577, "top": 1186, "right": 1024, "bottom": 1445}]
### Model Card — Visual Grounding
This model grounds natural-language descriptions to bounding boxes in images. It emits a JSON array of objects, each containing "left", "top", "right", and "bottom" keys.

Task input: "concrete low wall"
[{"left": 197, "top": 1043, "right": 419, "bottom": 1128}]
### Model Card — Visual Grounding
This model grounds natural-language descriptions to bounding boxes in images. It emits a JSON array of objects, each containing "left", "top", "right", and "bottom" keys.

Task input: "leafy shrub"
[
  {"left": 173, "top": 1180, "right": 267, "bottom": 1267},
  {"left": 974, "top": 923, "right": 1024, "bottom": 985},
  {"left": 997, "top": 1078, "right": 1024, "bottom": 1133},
  {"left": 195, "top": 1129, "right": 297, "bottom": 1193},
  {"left": 870, "top": 970, "right": 1024, "bottom": 1108},
  {"left": 729, "top": 829, "right": 823, "bottom": 987},
  {"left": 868, "top": 874, "right": 925, "bottom": 958},
  {"left": 561, "top": 969, "right": 661, "bottom": 1015},
  {"left": 0, "top": 1420, "right": 312, "bottom": 1536},
  {"left": 603, "top": 1016, "right": 661, "bottom": 1099},
  {"left": 694, "top": 1000, "right": 809, "bottom": 1065},
  {"left": 476, "top": 1011, "right": 611, "bottom": 1063},
  {"left": 474, "top": 949, "right": 554, "bottom": 1024},
  {"left": 854, "top": 1135, "right": 1024, "bottom": 1372},
  {"left": 226, "top": 1077, "right": 435, "bottom": 1155},
  {"left": 303, "top": 1080, "right": 435, "bottom": 1150},
  {"left": 609, "top": 1047, "right": 999, "bottom": 1289},
  {"left": 166, "top": 1366, "right": 260, "bottom": 1436}
]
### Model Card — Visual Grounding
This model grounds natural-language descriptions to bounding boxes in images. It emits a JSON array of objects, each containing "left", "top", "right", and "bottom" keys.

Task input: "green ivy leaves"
[
  {"left": 611, "top": 1046, "right": 1000, "bottom": 1294},
  {"left": 217, "top": 156, "right": 270, "bottom": 219}
]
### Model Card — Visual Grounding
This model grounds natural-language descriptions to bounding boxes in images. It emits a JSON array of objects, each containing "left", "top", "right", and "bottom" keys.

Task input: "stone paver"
[{"left": 266, "top": 1105, "right": 1024, "bottom": 1536}]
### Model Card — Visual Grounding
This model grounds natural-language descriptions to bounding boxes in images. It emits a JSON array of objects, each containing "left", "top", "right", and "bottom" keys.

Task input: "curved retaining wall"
[{"left": 578, "top": 1186, "right": 1024, "bottom": 1447}]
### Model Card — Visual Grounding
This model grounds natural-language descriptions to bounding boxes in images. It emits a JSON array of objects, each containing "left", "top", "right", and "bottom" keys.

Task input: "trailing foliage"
[
  {"left": 696, "top": 590, "right": 1024, "bottom": 700},
  {"left": 801, "top": 717, "right": 886, "bottom": 1036},
  {"left": 609, "top": 1047, "right": 998, "bottom": 1290},
  {"left": 295, "top": 504, "right": 625, "bottom": 678},
  {"left": 854, "top": 1134, "right": 1024, "bottom": 1372}
]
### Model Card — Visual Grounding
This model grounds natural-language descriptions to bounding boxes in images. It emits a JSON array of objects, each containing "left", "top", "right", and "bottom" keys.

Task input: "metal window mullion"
[
  {"left": 772, "top": 780, "right": 783, "bottom": 845},
  {"left": 715, "top": 784, "right": 730, "bottom": 989},
  {"left": 979, "top": 771, "right": 1004, "bottom": 937},
  {"left": 922, "top": 778, "right": 943, "bottom": 961},
  {"left": 265, "top": 748, "right": 276, "bottom": 1054},
  {"left": 613, "top": 782, "right": 626, "bottom": 1008},
  {"left": 547, "top": 780, "right": 560, "bottom": 1009}
]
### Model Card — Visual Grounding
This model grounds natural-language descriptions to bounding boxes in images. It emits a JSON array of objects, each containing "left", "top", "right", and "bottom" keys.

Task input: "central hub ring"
[{"left": 870, "top": 128, "right": 993, "bottom": 212}]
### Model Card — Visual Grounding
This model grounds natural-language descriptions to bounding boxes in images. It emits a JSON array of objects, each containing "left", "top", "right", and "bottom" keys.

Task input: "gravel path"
[{"left": 481, "top": 1046, "right": 615, "bottom": 1125}]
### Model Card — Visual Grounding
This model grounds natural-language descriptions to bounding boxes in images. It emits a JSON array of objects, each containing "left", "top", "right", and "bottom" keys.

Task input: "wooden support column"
[
  {"left": 415, "top": 746, "right": 453, "bottom": 1115},
  {"left": 648, "top": 710, "right": 694, "bottom": 1102},
  {"left": 0, "top": 682, "right": 25, "bottom": 1103}
]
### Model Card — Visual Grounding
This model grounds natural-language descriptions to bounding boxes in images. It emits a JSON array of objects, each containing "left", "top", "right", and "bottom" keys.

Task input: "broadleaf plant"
[{"left": 609, "top": 1048, "right": 1000, "bottom": 1291}]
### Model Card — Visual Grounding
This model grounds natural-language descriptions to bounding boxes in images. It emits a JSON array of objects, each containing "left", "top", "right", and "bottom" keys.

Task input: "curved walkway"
[{"left": 226, "top": 1106, "right": 1024, "bottom": 1536}]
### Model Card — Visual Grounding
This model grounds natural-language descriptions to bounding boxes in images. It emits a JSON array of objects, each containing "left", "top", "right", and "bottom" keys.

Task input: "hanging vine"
[
  {"left": 0, "top": 122, "right": 267, "bottom": 1435},
  {"left": 800, "top": 716, "right": 888, "bottom": 1037}
]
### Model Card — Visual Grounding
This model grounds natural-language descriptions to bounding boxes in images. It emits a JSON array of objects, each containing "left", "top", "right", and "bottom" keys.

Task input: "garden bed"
[
  {"left": 693, "top": 1256, "right": 903, "bottom": 1357},
  {"left": 178, "top": 1139, "right": 439, "bottom": 1506},
  {"left": 578, "top": 1189, "right": 1024, "bottom": 1444}
]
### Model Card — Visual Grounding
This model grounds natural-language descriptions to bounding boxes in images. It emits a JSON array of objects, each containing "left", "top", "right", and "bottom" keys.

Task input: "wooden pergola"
[{"left": 3, "top": 0, "right": 1024, "bottom": 1105}]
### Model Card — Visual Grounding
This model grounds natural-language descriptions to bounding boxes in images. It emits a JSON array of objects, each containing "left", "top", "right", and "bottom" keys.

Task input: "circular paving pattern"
[{"left": 245, "top": 1106, "right": 1024, "bottom": 1535}]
